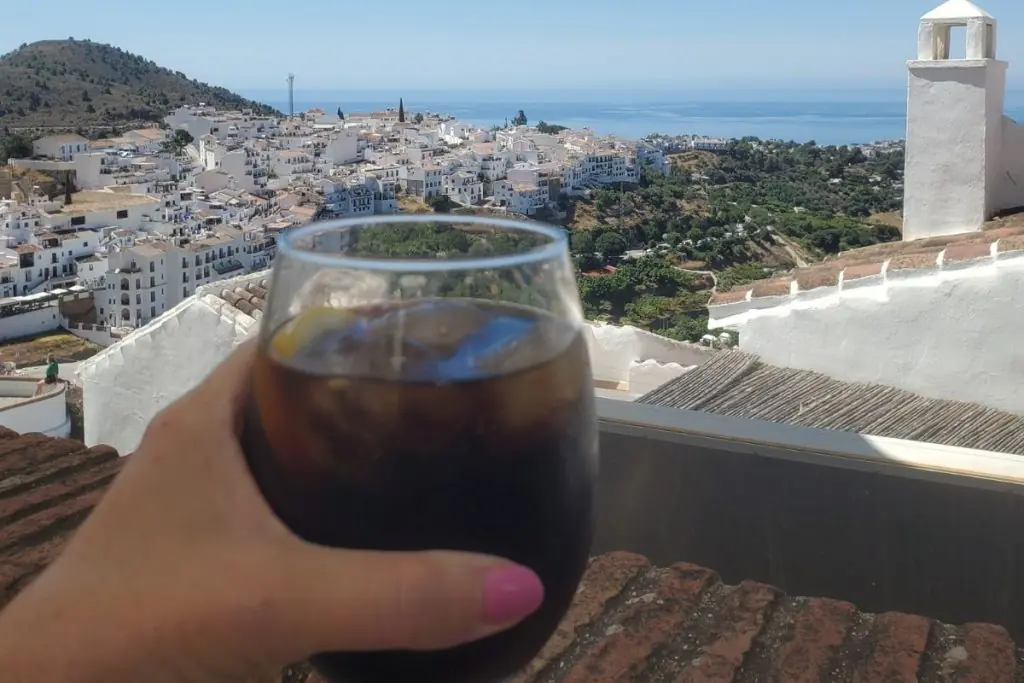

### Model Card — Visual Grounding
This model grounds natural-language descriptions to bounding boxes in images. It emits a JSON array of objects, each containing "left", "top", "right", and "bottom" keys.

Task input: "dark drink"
[{"left": 240, "top": 298, "right": 598, "bottom": 683}]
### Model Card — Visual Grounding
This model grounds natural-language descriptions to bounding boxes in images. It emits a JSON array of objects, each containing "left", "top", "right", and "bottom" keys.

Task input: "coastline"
[{"left": 242, "top": 88, "right": 1024, "bottom": 146}]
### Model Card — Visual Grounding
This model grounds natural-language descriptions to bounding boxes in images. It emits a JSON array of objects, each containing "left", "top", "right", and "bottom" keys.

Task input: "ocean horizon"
[{"left": 241, "top": 88, "right": 1024, "bottom": 146}]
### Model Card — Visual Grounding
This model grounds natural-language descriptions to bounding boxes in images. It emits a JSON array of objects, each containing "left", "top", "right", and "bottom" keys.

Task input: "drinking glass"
[{"left": 239, "top": 215, "right": 599, "bottom": 683}]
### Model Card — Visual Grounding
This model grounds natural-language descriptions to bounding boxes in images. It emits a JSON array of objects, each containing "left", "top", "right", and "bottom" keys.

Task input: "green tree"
[
  {"left": 511, "top": 110, "right": 527, "bottom": 126},
  {"left": 594, "top": 232, "right": 627, "bottom": 260},
  {"left": 337, "top": 107, "right": 344, "bottom": 120},
  {"left": 160, "top": 129, "right": 195, "bottom": 155},
  {"left": 0, "top": 132, "right": 35, "bottom": 160},
  {"left": 398, "top": 98, "right": 405, "bottom": 123},
  {"left": 413, "top": 112, "right": 424, "bottom": 125},
  {"left": 570, "top": 230, "right": 595, "bottom": 255}
]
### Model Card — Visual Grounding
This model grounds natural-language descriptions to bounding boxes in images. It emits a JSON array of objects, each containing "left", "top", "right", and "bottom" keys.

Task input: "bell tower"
[{"left": 903, "top": 0, "right": 1006, "bottom": 241}]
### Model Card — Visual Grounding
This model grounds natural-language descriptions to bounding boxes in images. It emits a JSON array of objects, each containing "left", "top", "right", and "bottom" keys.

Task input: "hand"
[{"left": 0, "top": 341, "right": 544, "bottom": 683}]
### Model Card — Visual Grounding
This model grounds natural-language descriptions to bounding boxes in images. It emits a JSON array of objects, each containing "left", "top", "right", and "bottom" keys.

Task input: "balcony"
[
  {"left": 117, "top": 261, "right": 142, "bottom": 274},
  {"left": 594, "top": 397, "right": 1024, "bottom": 640}
]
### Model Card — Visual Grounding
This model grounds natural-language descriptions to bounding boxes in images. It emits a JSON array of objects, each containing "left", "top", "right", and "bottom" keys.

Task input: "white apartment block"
[
  {"left": 322, "top": 185, "right": 375, "bottom": 219},
  {"left": 494, "top": 181, "right": 549, "bottom": 215},
  {"left": 100, "top": 225, "right": 271, "bottom": 328},
  {"left": 444, "top": 171, "right": 484, "bottom": 206},
  {"left": 402, "top": 166, "right": 444, "bottom": 198},
  {"left": 31, "top": 134, "right": 89, "bottom": 161}
]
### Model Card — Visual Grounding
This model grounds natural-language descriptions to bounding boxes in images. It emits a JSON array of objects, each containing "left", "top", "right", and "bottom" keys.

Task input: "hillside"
[{"left": 0, "top": 39, "right": 280, "bottom": 129}]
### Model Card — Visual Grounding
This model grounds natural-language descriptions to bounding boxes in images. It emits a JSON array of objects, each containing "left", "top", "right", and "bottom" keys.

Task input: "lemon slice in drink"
[{"left": 270, "top": 306, "right": 355, "bottom": 359}]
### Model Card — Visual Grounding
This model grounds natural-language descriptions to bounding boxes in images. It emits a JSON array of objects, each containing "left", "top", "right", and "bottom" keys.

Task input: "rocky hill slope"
[{"left": 0, "top": 39, "right": 279, "bottom": 128}]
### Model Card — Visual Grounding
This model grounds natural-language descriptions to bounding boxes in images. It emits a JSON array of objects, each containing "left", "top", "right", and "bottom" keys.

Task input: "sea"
[{"left": 243, "top": 88, "right": 1024, "bottom": 146}]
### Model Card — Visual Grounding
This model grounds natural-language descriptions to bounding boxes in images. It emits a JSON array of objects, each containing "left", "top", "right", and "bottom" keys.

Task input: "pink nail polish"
[{"left": 482, "top": 565, "right": 544, "bottom": 625}]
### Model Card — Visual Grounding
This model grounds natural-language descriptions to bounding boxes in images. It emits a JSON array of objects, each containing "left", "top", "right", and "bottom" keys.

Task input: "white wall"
[
  {"left": 61, "top": 320, "right": 117, "bottom": 347},
  {"left": 78, "top": 294, "right": 256, "bottom": 454},
  {"left": 0, "top": 379, "right": 70, "bottom": 437},
  {"left": 0, "top": 305, "right": 62, "bottom": 342},
  {"left": 714, "top": 254, "right": 1024, "bottom": 415},
  {"left": 584, "top": 322, "right": 716, "bottom": 387},
  {"left": 998, "top": 117, "right": 1024, "bottom": 211},
  {"left": 903, "top": 60, "right": 1007, "bottom": 240}
]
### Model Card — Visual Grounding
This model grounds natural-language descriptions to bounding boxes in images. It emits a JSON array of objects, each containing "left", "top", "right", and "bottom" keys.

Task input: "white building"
[
  {"left": 444, "top": 171, "right": 484, "bottom": 205},
  {"left": 707, "top": 0, "right": 1024, "bottom": 418},
  {"left": 403, "top": 165, "right": 444, "bottom": 198},
  {"left": 494, "top": 180, "right": 549, "bottom": 215},
  {"left": 32, "top": 134, "right": 89, "bottom": 161},
  {"left": 903, "top": 0, "right": 1024, "bottom": 240}
]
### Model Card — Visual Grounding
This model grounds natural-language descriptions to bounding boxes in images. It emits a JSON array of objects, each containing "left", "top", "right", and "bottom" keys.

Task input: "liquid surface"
[{"left": 241, "top": 299, "right": 598, "bottom": 683}]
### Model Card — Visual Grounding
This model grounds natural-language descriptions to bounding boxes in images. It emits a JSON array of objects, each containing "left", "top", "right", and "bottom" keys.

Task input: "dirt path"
[{"left": 771, "top": 233, "right": 810, "bottom": 268}]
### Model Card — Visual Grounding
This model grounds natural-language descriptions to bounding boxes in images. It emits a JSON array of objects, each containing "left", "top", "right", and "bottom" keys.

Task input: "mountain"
[{"left": 0, "top": 39, "right": 280, "bottom": 129}]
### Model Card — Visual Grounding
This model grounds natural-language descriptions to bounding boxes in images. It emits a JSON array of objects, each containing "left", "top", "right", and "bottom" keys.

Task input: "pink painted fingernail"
[{"left": 482, "top": 565, "right": 544, "bottom": 625}]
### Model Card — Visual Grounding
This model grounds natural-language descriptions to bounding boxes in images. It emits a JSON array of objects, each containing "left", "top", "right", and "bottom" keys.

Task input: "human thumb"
[{"left": 267, "top": 545, "right": 545, "bottom": 657}]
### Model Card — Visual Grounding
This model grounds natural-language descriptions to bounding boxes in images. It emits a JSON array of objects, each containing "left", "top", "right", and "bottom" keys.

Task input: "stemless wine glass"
[{"left": 239, "top": 215, "right": 599, "bottom": 683}]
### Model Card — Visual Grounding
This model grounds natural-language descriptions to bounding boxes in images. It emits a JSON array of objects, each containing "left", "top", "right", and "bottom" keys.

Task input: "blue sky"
[{"left": 3, "top": 0, "right": 1023, "bottom": 92}]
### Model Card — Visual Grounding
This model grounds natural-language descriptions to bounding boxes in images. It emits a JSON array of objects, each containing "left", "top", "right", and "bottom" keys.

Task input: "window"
[
  {"left": 182, "top": 272, "right": 188, "bottom": 283},
  {"left": 151, "top": 306, "right": 156, "bottom": 318},
  {"left": 135, "top": 278, "right": 141, "bottom": 289},
  {"left": 150, "top": 291, "right": 156, "bottom": 302},
  {"left": 150, "top": 276, "right": 155, "bottom": 288},
  {"left": 149, "top": 261, "right": 155, "bottom": 273},
  {"left": 84, "top": 242, "right": 88, "bottom": 247},
  {"left": 71, "top": 216, "right": 85, "bottom": 226},
  {"left": 116, "top": 210, "right": 129, "bottom": 219},
  {"left": 183, "top": 286, "right": 188, "bottom": 298}
]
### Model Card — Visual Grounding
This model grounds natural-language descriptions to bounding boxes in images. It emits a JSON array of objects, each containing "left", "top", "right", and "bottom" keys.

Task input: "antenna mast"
[{"left": 287, "top": 73, "right": 295, "bottom": 118}]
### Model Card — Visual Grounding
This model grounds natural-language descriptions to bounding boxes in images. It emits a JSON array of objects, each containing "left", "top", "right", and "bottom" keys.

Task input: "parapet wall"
[{"left": 708, "top": 233, "right": 1024, "bottom": 414}]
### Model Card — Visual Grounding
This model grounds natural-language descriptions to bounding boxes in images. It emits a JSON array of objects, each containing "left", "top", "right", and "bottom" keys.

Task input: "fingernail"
[{"left": 482, "top": 565, "right": 544, "bottom": 625}]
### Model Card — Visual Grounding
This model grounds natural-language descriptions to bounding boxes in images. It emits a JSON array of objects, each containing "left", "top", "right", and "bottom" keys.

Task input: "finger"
[{"left": 266, "top": 547, "right": 544, "bottom": 655}]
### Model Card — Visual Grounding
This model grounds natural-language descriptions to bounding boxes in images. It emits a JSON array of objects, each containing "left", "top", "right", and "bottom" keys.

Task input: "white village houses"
[{"left": 71, "top": 0, "right": 1024, "bottom": 458}]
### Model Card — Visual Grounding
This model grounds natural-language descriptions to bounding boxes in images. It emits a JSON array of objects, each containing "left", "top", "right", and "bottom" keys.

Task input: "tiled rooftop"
[
  {"left": 639, "top": 351, "right": 1024, "bottom": 455},
  {"left": 214, "top": 277, "right": 268, "bottom": 318},
  {"left": 710, "top": 221, "right": 1024, "bottom": 305},
  {"left": 0, "top": 427, "right": 121, "bottom": 607},
  {"left": 2, "top": 428, "right": 1023, "bottom": 683}
]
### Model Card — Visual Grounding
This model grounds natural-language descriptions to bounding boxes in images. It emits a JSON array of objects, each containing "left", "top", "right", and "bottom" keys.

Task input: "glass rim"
[{"left": 278, "top": 214, "right": 568, "bottom": 273}]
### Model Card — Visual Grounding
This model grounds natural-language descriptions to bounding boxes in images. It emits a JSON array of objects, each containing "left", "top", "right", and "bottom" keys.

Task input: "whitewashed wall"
[
  {"left": 78, "top": 295, "right": 256, "bottom": 455},
  {"left": 0, "top": 306, "right": 62, "bottom": 342},
  {"left": 584, "top": 323, "right": 716, "bottom": 387},
  {"left": 0, "top": 378, "right": 70, "bottom": 436},
  {"left": 714, "top": 254, "right": 1024, "bottom": 415},
  {"left": 61, "top": 320, "right": 118, "bottom": 347}
]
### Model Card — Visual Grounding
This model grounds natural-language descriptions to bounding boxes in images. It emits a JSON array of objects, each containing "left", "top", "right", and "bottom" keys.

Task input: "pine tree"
[
  {"left": 337, "top": 107, "right": 344, "bottom": 120},
  {"left": 398, "top": 98, "right": 405, "bottom": 123}
]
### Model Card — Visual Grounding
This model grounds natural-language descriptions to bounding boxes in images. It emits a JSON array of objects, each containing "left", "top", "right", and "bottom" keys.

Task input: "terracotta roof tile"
[
  {"left": 795, "top": 266, "right": 841, "bottom": 291},
  {"left": 708, "top": 288, "right": 751, "bottom": 305},
  {"left": 0, "top": 428, "right": 122, "bottom": 608},
  {"left": 217, "top": 277, "right": 269, "bottom": 318},
  {"left": 750, "top": 277, "right": 793, "bottom": 298},
  {"left": 2, "top": 431, "right": 1021, "bottom": 683},
  {"left": 887, "top": 248, "right": 943, "bottom": 273},
  {"left": 997, "top": 235, "right": 1024, "bottom": 254},
  {"left": 511, "top": 552, "right": 1020, "bottom": 683},
  {"left": 944, "top": 241, "right": 993, "bottom": 264},
  {"left": 843, "top": 261, "right": 885, "bottom": 281}
]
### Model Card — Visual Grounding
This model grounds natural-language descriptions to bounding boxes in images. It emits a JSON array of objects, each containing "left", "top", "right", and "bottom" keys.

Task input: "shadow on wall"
[{"left": 593, "top": 410, "right": 1024, "bottom": 641}]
